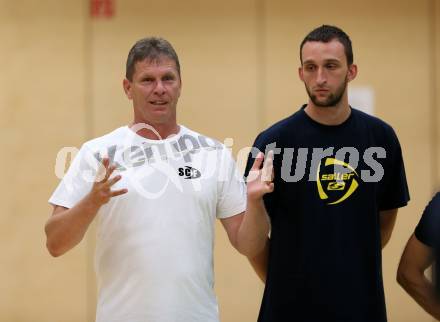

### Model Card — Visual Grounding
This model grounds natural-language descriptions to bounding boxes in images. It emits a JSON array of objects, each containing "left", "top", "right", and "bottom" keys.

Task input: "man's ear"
[
  {"left": 177, "top": 78, "right": 182, "bottom": 98},
  {"left": 347, "top": 64, "right": 358, "bottom": 82},
  {"left": 123, "top": 78, "right": 133, "bottom": 99},
  {"left": 298, "top": 66, "right": 304, "bottom": 82}
]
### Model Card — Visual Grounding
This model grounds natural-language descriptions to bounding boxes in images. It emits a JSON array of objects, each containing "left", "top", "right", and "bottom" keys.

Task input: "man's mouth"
[
  {"left": 150, "top": 101, "right": 167, "bottom": 105},
  {"left": 314, "top": 89, "right": 330, "bottom": 96}
]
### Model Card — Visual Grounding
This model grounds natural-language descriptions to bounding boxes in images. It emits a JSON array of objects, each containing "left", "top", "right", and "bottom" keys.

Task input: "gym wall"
[{"left": 0, "top": 0, "right": 438, "bottom": 321}]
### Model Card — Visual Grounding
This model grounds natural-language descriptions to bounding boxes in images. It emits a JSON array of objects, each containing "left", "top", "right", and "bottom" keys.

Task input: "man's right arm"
[
  {"left": 397, "top": 234, "right": 440, "bottom": 320},
  {"left": 242, "top": 136, "right": 274, "bottom": 283},
  {"left": 248, "top": 238, "right": 269, "bottom": 283},
  {"left": 45, "top": 160, "right": 127, "bottom": 257}
]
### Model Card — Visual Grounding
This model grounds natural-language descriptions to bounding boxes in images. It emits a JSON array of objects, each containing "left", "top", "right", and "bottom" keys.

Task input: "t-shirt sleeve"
[
  {"left": 48, "top": 144, "right": 99, "bottom": 209},
  {"left": 414, "top": 192, "right": 440, "bottom": 247},
  {"left": 216, "top": 148, "right": 247, "bottom": 219},
  {"left": 378, "top": 127, "right": 410, "bottom": 211}
]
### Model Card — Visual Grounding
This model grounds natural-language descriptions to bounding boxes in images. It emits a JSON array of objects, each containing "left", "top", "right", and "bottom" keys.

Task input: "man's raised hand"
[
  {"left": 87, "top": 158, "right": 128, "bottom": 208},
  {"left": 247, "top": 151, "right": 274, "bottom": 201}
]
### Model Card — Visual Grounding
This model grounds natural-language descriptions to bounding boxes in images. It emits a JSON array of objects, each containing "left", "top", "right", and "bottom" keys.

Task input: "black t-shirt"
[
  {"left": 414, "top": 192, "right": 440, "bottom": 297},
  {"left": 245, "top": 106, "right": 410, "bottom": 322}
]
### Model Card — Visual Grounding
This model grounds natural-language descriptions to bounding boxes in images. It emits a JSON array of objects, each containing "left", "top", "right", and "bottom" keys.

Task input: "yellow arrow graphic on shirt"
[{"left": 316, "top": 158, "right": 359, "bottom": 205}]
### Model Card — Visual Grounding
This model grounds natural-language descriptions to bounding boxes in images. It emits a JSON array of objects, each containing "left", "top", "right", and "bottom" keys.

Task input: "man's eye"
[
  {"left": 306, "top": 65, "right": 316, "bottom": 71},
  {"left": 326, "top": 64, "right": 337, "bottom": 69},
  {"left": 163, "top": 75, "right": 175, "bottom": 81},
  {"left": 143, "top": 78, "right": 154, "bottom": 82}
]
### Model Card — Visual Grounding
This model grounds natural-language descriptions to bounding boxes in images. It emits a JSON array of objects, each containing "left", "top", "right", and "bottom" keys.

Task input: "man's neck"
[
  {"left": 304, "top": 100, "right": 351, "bottom": 126},
  {"left": 128, "top": 121, "right": 180, "bottom": 140}
]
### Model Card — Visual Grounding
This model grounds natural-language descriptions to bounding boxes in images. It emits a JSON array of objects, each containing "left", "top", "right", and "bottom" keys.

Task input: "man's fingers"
[
  {"left": 104, "top": 164, "right": 117, "bottom": 182},
  {"left": 106, "top": 174, "right": 122, "bottom": 187},
  {"left": 263, "top": 150, "right": 274, "bottom": 170},
  {"left": 95, "top": 158, "right": 109, "bottom": 183},
  {"left": 247, "top": 152, "right": 264, "bottom": 183},
  {"left": 110, "top": 189, "right": 128, "bottom": 197},
  {"left": 251, "top": 152, "right": 264, "bottom": 170},
  {"left": 261, "top": 150, "right": 274, "bottom": 182},
  {"left": 246, "top": 170, "right": 259, "bottom": 183},
  {"left": 266, "top": 182, "right": 274, "bottom": 193}
]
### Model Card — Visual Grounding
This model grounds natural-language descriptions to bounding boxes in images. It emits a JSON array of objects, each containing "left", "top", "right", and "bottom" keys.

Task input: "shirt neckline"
[
  {"left": 124, "top": 124, "right": 186, "bottom": 143},
  {"left": 300, "top": 104, "right": 354, "bottom": 130}
]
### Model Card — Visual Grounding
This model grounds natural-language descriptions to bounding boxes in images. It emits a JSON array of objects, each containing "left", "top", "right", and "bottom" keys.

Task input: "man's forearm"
[
  {"left": 46, "top": 160, "right": 127, "bottom": 257},
  {"left": 397, "top": 270, "right": 440, "bottom": 320},
  {"left": 45, "top": 195, "right": 100, "bottom": 257},
  {"left": 248, "top": 238, "right": 269, "bottom": 283},
  {"left": 236, "top": 199, "right": 270, "bottom": 257}
]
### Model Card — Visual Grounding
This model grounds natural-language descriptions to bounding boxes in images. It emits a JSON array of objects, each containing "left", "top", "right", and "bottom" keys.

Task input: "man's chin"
[
  {"left": 311, "top": 97, "right": 336, "bottom": 108},
  {"left": 316, "top": 104, "right": 337, "bottom": 108}
]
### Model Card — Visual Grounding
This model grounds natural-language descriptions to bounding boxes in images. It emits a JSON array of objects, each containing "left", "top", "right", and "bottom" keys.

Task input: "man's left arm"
[
  {"left": 220, "top": 152, "right": 273, "bottom": 258},
  {"left": 220, "top": 201, "right": 270, "bottom": 258},
  {"left": 397, "top": 234, "right": 440, "bottom": 320},
  {"left": 380, "top": 208, "right": 398, "bottom": 249}
]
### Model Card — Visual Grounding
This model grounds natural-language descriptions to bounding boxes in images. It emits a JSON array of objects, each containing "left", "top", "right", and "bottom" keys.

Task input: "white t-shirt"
[{"left": 49, "top": 125, "right": 246, "bottom": 322}]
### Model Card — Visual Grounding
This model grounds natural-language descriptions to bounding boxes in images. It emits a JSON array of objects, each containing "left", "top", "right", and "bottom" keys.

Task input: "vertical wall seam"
[
  {"left": 429, "top": 0, "right": 438, "bottom": 193},
  {"left": 255, "top": 0, "right": 266, "bottom": 294},
  {"left": 256, "top": 0, "right": 266, "bottom": 130},
  {"left": 83, "top": 0, "right": 95, "bottom": 320}
]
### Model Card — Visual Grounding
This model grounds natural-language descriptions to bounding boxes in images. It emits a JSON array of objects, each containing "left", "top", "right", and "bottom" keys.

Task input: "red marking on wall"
[{"left": 91, "top": 0, "right": 115, "bottom": 18}]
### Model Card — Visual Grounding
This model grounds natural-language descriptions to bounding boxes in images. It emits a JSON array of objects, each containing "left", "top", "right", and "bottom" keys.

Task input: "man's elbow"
[
  {"left": 235, "top": 241, "right": 265, "bottom": 258},
  {"left": 46, "top": 237, "right": 66, "bottom": 257},
  {"left": 396, "top": 268, "right": 406, "bottom": 287},
  {"left": 242, "top": 248, "right": 262, "bottom": 258},
  {"left": 46, "top": 243, "right": 62, "bottom": 257},
  {"left": 396, "top": 265, "right": 413, "bottom": 292},
  {"left": 45, "top": 224, "right": 66, "bottom": 257},
  {"left": 47, "top": 246, "right": 62, "bottom": 258},
  {"left": 235, "top": 244, "right": 256, "bottom": 257}
]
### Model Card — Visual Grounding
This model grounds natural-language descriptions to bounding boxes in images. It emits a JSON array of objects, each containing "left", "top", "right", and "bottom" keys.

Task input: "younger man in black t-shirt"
[
  {"left": 398, "top": 193, "right": 440, "bottom": 320},
  {"left": 244, "top": 25, "right": 410, "bottom": 322}
]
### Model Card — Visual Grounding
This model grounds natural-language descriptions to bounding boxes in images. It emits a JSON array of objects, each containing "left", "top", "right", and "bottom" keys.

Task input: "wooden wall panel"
[
  {"left": 0, "top": 1, "right": 88, "bottom": 321},
  {"left": 0, "top": 0, "right": 437, "bottom": 321}
]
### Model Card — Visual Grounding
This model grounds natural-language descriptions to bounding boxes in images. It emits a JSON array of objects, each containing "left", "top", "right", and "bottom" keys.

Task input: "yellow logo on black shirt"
[
  {"left": 327, "top": 181, "right": 345, "bottom": 191},
  {"left": 316, "top": 158, "right": 359, "bottom": 205}
]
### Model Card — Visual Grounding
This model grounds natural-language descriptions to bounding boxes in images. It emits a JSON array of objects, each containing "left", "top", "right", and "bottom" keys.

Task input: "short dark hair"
[
  {"left": 125, "top": 37, "right": 181, "bottom": 81},
  {"left": 300, "top": 25, "right": 353, "bottom": 65}
]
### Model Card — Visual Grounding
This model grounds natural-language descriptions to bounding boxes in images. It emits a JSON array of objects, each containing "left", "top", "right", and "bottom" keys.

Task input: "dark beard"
[{"left": 306, "top": 77, "right": 348, "bottom": 107}]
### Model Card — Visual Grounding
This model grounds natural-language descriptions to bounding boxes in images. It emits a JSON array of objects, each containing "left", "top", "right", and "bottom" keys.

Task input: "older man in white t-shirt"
[{"left": 45, "top": 37, "right": 273, "bottom": 322}]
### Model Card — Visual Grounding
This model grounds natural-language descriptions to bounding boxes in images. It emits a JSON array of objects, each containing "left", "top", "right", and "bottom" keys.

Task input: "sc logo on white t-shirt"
[{"left": 178, "top": 166, "right": 202, "bottom": 179}]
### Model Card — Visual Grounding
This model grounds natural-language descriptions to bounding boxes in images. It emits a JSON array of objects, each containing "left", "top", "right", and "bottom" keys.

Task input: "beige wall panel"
[
  {"left": 88, "top": 1, "right": 262, "bottom": 322},
  {"left": 435, "top": 0, "right": 440, "bottom": 188},
  {"left": 263, "top": 1, "right": 433, "bottom": 322},
  {"left": 1, "top": 0, "right": 436, "bottom": 321},
  {"left": 0, "top": 1, "right": 89, "bottom": 321}
]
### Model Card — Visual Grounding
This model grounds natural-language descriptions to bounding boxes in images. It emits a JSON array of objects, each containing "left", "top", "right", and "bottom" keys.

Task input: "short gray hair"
[{"left": 126, "top": 37, "right": 181, "bottom": 81}]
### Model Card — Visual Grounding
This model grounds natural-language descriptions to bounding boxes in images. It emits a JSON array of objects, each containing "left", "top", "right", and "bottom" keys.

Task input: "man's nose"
[
  {"left": 316, "top": 67, "right": 327, "bottom": 85},
  {"left": 153, "top": 80, "right": 166, "bottom": 95}
]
